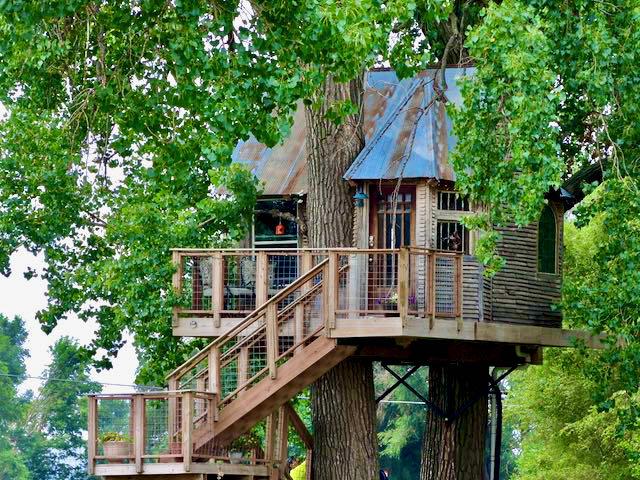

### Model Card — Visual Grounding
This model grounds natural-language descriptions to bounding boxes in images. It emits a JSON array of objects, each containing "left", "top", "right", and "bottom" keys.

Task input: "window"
[
  {"left": 437, "top": 221, "right": 469, "bottom": 253},
  {"left": 254, "top": 199, "right": 298, "bottom": 245},
  {"left": 437, "top": 191, "right": 469, "bottom": 211},
  {"left": 538, "top": 205, "right": 557, "bottom": 274}
]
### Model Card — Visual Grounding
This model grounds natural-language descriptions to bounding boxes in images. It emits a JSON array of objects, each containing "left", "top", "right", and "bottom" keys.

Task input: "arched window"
[{"left": 538, "top": 205, "right": 557, "bottom": 274}]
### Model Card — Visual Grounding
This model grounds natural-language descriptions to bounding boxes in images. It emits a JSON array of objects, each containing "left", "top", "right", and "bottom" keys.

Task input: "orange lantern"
[{"left": 275, "top": 217, "right": 285, "bottom": 235}]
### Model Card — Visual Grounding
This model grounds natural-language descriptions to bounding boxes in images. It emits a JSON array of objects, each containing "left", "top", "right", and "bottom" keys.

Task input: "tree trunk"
[
  {"left": 305, "top": 74, "right": 379, "bottom": 480},
  {"left": 420, "top": 364, "right": 488, "bottom": 480}
]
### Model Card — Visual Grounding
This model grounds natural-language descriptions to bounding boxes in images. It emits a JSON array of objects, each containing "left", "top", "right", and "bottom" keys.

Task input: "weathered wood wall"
[
  {"left": 483, "top": 200, "right": 563, "bottom": 327},
  {"left": 462, "top": 256, "right": 483, "bottom": 322}
]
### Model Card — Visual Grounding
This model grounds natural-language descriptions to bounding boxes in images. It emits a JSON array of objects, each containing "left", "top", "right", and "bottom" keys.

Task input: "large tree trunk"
[
  {"left": 305, "top": 74, "right": 379, "bottom": 480},
  {"left": 420, "top": 364, "right": 488, "bottom": 480}
]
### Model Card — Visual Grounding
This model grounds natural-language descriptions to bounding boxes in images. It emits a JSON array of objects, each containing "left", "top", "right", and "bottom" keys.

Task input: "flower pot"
[
  {"left": 229, "top": 451, "right": 244, "bottom": 464},
  {"left": 103, "top": 441, "right": 131, "bottom": 462}
]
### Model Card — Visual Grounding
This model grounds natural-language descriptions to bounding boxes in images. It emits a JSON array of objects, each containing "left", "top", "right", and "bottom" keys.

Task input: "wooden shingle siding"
[{"left": 488, "top": 201, "right": 563, "bottom": 327}]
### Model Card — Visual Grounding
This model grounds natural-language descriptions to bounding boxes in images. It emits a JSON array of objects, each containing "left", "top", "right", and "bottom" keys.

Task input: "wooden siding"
[
  {"left": 487, "top": 201, "right": 563, "bottom": 327},
  {"left": 462, "top": 256, "right": 483, "bottom": 322}
]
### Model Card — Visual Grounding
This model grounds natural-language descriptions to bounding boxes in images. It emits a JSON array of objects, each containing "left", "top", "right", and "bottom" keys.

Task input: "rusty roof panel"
[{"left": 231, "top": 68, "right": 473, "bottom": 194}]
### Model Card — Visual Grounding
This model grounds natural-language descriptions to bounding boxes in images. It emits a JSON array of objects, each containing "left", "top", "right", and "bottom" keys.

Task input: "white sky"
[{"left": 0, "top": 249, "right": 138, "bottom": 394}]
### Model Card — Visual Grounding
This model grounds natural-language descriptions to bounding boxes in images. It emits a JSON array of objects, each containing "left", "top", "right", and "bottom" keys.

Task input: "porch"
[{"left": 171, "top": 247, "right": 602, "bottom": 348}]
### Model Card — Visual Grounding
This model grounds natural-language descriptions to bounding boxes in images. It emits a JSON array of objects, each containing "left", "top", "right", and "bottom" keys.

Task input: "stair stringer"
[{"left": 196, "top": 336, "right": 355, "bottom": 449}]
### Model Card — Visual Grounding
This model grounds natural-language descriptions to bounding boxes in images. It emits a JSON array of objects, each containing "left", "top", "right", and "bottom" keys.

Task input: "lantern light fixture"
[{"left": 353, "top": 186, "right": 368, "bottom": 207}]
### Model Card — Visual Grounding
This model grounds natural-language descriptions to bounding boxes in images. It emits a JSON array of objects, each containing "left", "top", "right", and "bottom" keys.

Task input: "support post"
[
  {"left": 265, "top": 410, "right": 278, "bottom": 464},
  {"left": 275, "top": 405, "right": 288, "bottom": 480},
  {"left": 429, "top": 253, "right": 436, "bottom": 329},
  {"left": 168, "top": 377, "right": 178, "bottom": 442},
  {"left": 266, "top": 303, "right": 278, "bottom": 380},
  {"left": 172, "top": 251, "right": 182, "bottom": 327},
  {"left": 182, "top": 391, "right": 193, "bottom": 472},
  {"left": 87, "top": 396, "right": 97, "bottom": 475},
  {"left": 256, "top": 251, "right": 269, "bottom": 307},
  {"left": 325, "top": 252, "right": 338, "bottom": 330},
  {"left": 212, "top": 252, "right": 224, "bottom": 328},
  {"left": 398, "top": 248, "right": 409, "bottom": 325},
  {"left": 133, "top": 394, "right": 144, "bottom": 473},
  {"left": 295, "top": 252, "right": 312, "bottom": 355},
  {"left": 208, "top": 347, "right": 221, "bottom": 398}
]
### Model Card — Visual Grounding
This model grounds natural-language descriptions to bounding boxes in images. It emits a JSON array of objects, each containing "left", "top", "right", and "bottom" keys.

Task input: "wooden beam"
[
  {"left": 273, "top": 405, "right": 288, "bottom": 480},
  {"left": 330, "top": 316, "right": 608, "bottom": 349},
  {"left": 172, "top": 251, "right": 182, "bottom": 327},
  {"left": 133, "top": 394, "right": 144, "bottom": 473},
  {"left": 266, "top": 303, "right": 278, "bottom": 380},
  {"left": 256, "top": 251, "right": 269, "bottom": 307},
  {"left": 238, "top": 346, "right": 249, "bottom": 385},
  {"left": 212, "top": 253, "right": 224, "bottom": 328},
  {"left": 87, "top": 396, "right": 97, "bottom": 475},
  {"left": 208, "top": 347, "right": 221, "bottom": 398},
  {"left": 283, "top": 403, "right": 313, "bottom": 449},
  {"left": 325, "top": 253, "right": 338, "bottom": 329},
  {"left": 182, "top": 392, "right": 193, "bottom": 472}
]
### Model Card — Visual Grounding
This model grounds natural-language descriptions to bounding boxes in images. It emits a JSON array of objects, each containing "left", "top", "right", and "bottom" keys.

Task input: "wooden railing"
[
  {"left": 168, "top": 258, "right": 329, "bottom": 406},
  {"left": 88, "top": 389, "right": 311, "bottom": 478},
  {"left": 172, "top": 247, "right": 463, "bottom": 328},
  {"left": 87, "top": 390, "right": 216, "bottom": 475}
]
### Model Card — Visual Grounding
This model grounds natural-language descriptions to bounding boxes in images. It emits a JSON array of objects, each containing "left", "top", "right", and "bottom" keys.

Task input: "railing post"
[
  {"left": 87, "top": 396, "right": 97, "bottom": 475},
  {"left": 256, "top": 251, "right": 269, "bottom": 307},
  {"left": 266, "top": 303, "right": 278, "bottom": 380},
  {"left": 172, "top": 251, "right": 182, "bottom": 327},
  {"left": 182, "top": 391, "right": 193, "bottom": 472},
  {"left": 167, "top": 378, "right": 178, "bottom": 443},
  {"left": 133, "top": 394, "right": 144, "bottom": 473},
  {"left": 429, "top": 253, "right": 436, "bottom": 329},
  {"left": 238, "top": 345, "right": 249, "bottom": 384},
  {"left": 208, "top": 347, "right": 221, "bottom": 398},
  {"left": 212, "top": 252, "right": 224, "bottom": 328},
  {"left": 325, "top": 252, "right": 338, "bottom": 330},
  {"left": 398, "top": 248, "right": 409, "bottom": 325}
]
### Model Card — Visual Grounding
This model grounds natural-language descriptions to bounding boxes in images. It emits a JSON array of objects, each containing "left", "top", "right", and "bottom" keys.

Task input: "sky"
[{"left": 0, "top": 249, "right": 138, "bottom": 394}]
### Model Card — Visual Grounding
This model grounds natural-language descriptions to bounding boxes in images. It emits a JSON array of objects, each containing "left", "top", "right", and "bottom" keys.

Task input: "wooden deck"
[{"left": 89, "top": 247, "right": 604, "bottom": 478}]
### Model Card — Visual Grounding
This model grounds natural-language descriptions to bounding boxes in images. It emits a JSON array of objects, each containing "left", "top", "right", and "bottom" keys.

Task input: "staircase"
[{"left": 168, "top": 258, "right": 353, "bottom": 463}]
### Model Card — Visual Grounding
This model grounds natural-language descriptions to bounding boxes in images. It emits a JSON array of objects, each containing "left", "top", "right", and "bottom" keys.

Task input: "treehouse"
[{"left": 88, "top": 69, "right": 603, "bottom": 479}]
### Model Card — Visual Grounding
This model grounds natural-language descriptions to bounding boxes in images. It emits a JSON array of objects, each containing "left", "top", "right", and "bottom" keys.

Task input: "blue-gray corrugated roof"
[{"left": 230, "top": 68, "right": 472, "bottom": 194}]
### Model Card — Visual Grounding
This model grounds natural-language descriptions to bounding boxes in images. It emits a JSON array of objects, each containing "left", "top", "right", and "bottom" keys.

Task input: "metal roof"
[{"left": 231, "top": 68, "right": 473, "bottom": 194}]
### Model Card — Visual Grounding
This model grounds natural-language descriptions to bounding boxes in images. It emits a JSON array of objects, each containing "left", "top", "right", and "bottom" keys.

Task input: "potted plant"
[
  {"left": 99, "top": 432, "right": 131, "bottom": 461},
  {"left": 228, "top": 431, "right": 262, "bottom": 464}
]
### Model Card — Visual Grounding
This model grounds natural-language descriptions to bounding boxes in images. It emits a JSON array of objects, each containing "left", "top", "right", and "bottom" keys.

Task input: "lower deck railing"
[{"left": 87, "top": 391, "right": 311, "bottom": 478}]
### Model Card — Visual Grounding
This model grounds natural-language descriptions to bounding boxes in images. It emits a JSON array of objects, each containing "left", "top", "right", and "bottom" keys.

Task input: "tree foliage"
[
  {"left": 0, "top": 0, "right": 427, "bottom": 382},
  {"left": 0, "top": 315, "right": 99, "bottom": 479}
]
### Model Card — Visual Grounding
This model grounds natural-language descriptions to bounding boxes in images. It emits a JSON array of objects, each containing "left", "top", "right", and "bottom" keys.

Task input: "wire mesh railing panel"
[
  {"left": 409, "top": 251, "right": 428, "bottom": 316},
  {"left": 267, "top": 253, "right": 300, "bottom": 294},
  {"left": 435, "top": 255, "right": 456, "bottom": 315},
  {"left": 336, "top": 251, "right": 400, "bottom": 318},
  {"left": 223, "top": 254, "right": 257, "bottom": 313},
  {"left": 181, "top": 255, "right": 213, "bottom": 312},
  {"left": 143, "top": 397, "right": 177, "bottom": 459},
  {"left": 96, "top": 397, "right": 133, "bottom": 463}
]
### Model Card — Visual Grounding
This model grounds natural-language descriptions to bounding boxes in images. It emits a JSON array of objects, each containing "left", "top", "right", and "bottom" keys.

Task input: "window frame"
[
  {"left": 433, "top": 189, "right": 473, "bottom": 255},
  {"left": 537, "top": 204, "right": 559, "bottom": 275}
]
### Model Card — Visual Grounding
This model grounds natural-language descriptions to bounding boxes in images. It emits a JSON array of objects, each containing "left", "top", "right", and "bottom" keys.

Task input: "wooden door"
[{"left": 368, "top": 186, "right": 416, "bottom": 310}]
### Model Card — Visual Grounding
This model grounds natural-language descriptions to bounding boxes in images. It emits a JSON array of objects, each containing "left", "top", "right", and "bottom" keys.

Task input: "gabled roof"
[{"left": 231, "top": 68, "right": 472, "bottom": 194}]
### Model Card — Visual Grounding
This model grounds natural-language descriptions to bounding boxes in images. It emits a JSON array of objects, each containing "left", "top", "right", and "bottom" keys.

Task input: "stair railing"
[{"left": 167, "top": 258, "right": 330, "bottom": 408}]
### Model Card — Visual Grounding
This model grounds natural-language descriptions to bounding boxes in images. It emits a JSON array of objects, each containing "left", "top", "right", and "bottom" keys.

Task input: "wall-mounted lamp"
[{"left": 353, "top": 186, "right": 368, "bottom": 208}]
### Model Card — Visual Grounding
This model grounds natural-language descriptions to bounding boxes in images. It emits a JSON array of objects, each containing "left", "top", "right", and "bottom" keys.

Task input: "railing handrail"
[
  {"left": 171, "top": 246, "right": 462, "bottom": 256},
  {"left": 88, "top": 389, "right": 215, "bottom": 399},
  {"left": 166, "top": 258, "right": 330, "bottom": 381}
]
